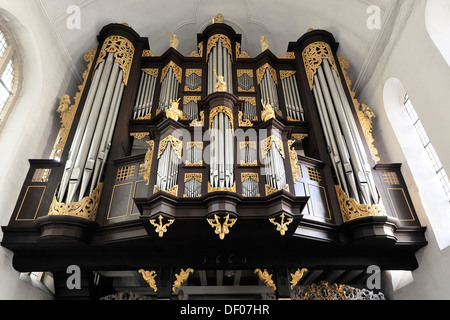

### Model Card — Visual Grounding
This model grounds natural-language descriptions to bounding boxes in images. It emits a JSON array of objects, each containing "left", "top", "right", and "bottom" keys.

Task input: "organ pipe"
[{"left": 207, "top": 41, "right": 233, "bottom": 94}]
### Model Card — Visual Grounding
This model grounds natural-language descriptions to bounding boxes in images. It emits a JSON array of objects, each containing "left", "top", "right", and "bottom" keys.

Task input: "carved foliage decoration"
[
  {"left": 172, "top": 269, "right": 194, "bottom": 293},
  {"left": 48, "top": 183, "right": 103, "bottom": 222},
  {"left": 206, "top": 34, "right": 233, "bottom": 61},
  {"left": 257, "top": 63, "right": 278, "bottom": 85},
  {"left": 209, "top": 106, "right": 234, "bottom": 130},
  {"left": 95, "top": 35, "right": 135, "bottom": 86},
  {"left": 144, "top": 141, "right": 155, "bottom": 185},
  {"left": 138, "top": 270, "right": 158, "bottom": 292},
  {"left": 158, "top": 135, "right": 182, "bottom": 160},
  {"left": 53, "top": 48, "right": 97, "bottom": 159},
  {"left": 302, "top": 41, "right": 338, "bottom": 90},
  {"left": 161, "top": 61, "right": 183, "bottom": 84},
  {"left": 254, "top": 269, "right": 277, "bottom": 292},
  {"left": 335, "top": 185, "right": 387, "bottom": 223},
  {"left": 338, "top": 55, "right": 380, "bottom": 163},
  {"left": 261, "top": 135, "right": 285, "bottom": 159}
]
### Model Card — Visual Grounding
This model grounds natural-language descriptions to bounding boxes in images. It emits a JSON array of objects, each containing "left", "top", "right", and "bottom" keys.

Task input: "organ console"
[{"left": 1, "top": 17, "right": 427, "bottom": 300}]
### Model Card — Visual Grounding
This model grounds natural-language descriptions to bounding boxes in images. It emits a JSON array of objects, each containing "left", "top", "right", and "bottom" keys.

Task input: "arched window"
[
  {"left": 425, "top": 0, "right": 450, "bottom": 67},
  {"left": 383, "top": 78, "right": 450, "bottom": 250},
  {"left": 0, "top": 21, "right": 21, "bottom": 133},
  {"left": 404, "top": 94, "right": 450, "bottom": 201}
]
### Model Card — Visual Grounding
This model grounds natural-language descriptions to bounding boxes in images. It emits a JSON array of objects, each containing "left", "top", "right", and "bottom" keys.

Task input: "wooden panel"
[
  {"left": 308, "top": 184, "right": 332, "bottom": 221},
  {"left": 15, "top": 186, "right": 46, "bottom": 221},
  {"left": 130, "top": 180, "right": 147, "bottom": 216},
  {"left": 107, "top": 182, "right": 133, "bottom": 220},
  {"left": 387, "top": 188, "right": 416, "bottom": 222}
]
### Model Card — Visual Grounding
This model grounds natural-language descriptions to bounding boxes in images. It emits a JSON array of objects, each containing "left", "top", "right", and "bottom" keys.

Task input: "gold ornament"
[
  {"left": 172, "top": 269, "right": 194, "bottom": 293},
  {"left": 138, "top": 270, "right": 158, "bottom": 293},
  {"left": 254, "top": 269, "right": 277, "bottom": 292},
  {"left": 207, "top": 214, "right": 237, "bottom": 240},
  {"left": 302, "top": 41, "right": 339, "bottom": 90},
  {"left": 290, "top": 268, "right": 308, "bottom": 290},
  {"left": 149, "top": 215, "right": 175, "bottom": 238},
  {"left": 269, "top": 214, "right": 294, "bottom": 236}
]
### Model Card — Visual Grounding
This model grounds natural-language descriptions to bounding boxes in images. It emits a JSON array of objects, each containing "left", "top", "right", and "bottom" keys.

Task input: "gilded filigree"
[
  {"left": 95, "top": 35, "right": 135, "bottom": 86},
  {"left": 149, "top": 215, "right": 175, "bottom": 238},
  {"left": 130, "top": 132, "right": 149, "bottom": 140},
  {"left": 288, "top": 140, "right": 302, "bottom": 183},
  {"left": 138, "top": 270, "right": 158, "bottom": 293},
  {"left": 302, "top": 42, "right": 338, "bottom": 90},
  {"left": 257, "top": 63, "right": 278, "bottom": 85},
  {"left": 48, "top": 183, "right": 103, "bottom": 222},
  {"left": 161, "top": 61, "right": 183, "bottom": 84},
  {"left": 335, "top": 185, "right": 386, "bottom": 223},
  {"left": 278, "top": 52, "right": 296, "bottom": 59},
  {"left": 239, "top": 141, "right": 257, "bottom": 150},
  {"left": 154, "top": 185, "right": 179, "bottom": 197},
  {"left": 158, "top": 135, "right": 182, "bottom": 159},
  {"left": 290, "top": 268, "right": 308, "bottom": 290},
  {"left": 236, "top": 42, "right": 250, "bottom": 59},
  {"left": 172, "top": 269, "right": 194, "bottom": 293},
  {"left": 209, "top": 106, "right": 234, "bottom": 130},
  {"left": 144, "top": 141, "right": 155, "bottom": 185},
  {"left": 280, "top": 70, "right": 297, "bottom": 81},
  {"left": 254, "top": 269, "right": 277, "bottom": 292},
  {"left": 261, "top": 135, "right": 285, "bottom": 159},
  {"left": 189, "top": 42, "right": 203, "bottom": 58},
  {"left": 269, "top": 214, "right": 294, "bottom": 236},
  {"left": 53, "top": 48, "right": 97, "bottom": 159},
  {"left": 207, "top": 214, "right": 237, "bottom": 240},
  {"left": 207, "top": 34, "right": 232, "bottom": 61},
  {"left": 241, "top": 173, "right": 259, "bottom": 183},
  {"left": 142, "top": 68, "right": 159, "bottom": 78},
  {"left": 185, "top": 173, "right": 203, "bottom": 183},
  {"left": 238, "top": 111, "right": 253, "bottom": 127},
  {"left": 208, "top": 182, "right": 236, "bottom": 193},
  {"left": 338, "top": 55, "right": 380, "bottom": 163},
  {"left": 190, "top": 111, "right": 204, "bottom": 127}
]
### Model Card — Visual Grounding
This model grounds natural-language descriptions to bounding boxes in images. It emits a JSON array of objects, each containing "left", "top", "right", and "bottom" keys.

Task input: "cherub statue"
[
  {"left": 261, "top": 97, "right": 275, "bottom": 122},
  {"left": 167, "top": 32, "right": 179, "bottom": 50},
  {"left": 57, "top": 94, "right": 71, "bottom": 114},
  {"left": 166, "top": 98, "right": 183, "bottom": 121},
  {"left": 260, "top": 36, "right": 270, "bottom": 52},
  {"left": 214, "top": 69, "right": 227, "bottom": 92},
  {"left": 212, "top": 14, "right": 224, "bottom": 24}
]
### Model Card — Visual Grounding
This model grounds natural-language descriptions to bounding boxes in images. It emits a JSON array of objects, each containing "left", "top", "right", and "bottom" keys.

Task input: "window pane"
[
  {"left": 0, "top": 31, "right": 6, "bottom": 60},
  {"left": 1, "top": 59, "right": 14, "bottom": 91},
  {"left": 0, "top": 85, "right": 8, "bottom": 113}
]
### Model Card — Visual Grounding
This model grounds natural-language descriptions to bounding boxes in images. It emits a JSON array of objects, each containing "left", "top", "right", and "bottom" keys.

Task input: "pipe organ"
[{"left": 2, "top": 20, "right": 427, "bottom": 300}]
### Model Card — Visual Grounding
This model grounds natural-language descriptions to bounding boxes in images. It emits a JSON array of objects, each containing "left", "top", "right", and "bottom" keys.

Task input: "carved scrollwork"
[
  {"left": 302, "top": 41, "right": 338, "bottom": 90},
  {"left": 207, "top": 34, "right": 232, "bottom": 61}
]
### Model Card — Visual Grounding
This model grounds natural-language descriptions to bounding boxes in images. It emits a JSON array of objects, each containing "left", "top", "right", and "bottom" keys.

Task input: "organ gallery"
[{"left": 1, "top": 17, "right": 427, "bottom": 300}]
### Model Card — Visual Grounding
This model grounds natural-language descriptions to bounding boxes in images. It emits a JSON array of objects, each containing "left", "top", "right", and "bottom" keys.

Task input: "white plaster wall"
[
  {"left": 357, "top": 0, "right": 450, "bottom": 300},
  {"left": 0, "top": 0, "right": 77, "bottom": 299}
]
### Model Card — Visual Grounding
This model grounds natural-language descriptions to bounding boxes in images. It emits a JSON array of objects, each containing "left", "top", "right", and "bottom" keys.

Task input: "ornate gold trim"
[
  {"left": 53, "top": 48, "right": 97, "bottom": 159},
  {"left": 238, "top": 111, "right": 253, "bottom": 127},
  {"left": 236, "top": 42, "right": 250, "bottom": 59},
  {"left": 187, "top": 141, "right": 204, "bottom": 150},
  {"left": 136, "top": 113, "right": 151, "bottom": 120},
  {"left": 208, "top": 182, "right": 236, "bottom": 193},
  {"left": 185, "top": 173, "right": 202, "bottom": 183},
  {"left": 161, "top": 61, "right": 183, "bottom": 84},
  {"left": 254, "top": 269, "right": 277, "bottom": 292},
  {"left": 301, "top": 281, "right": 349, "bottom": 300},
  {"left": 95, "top": 35, "right": 135, "bottom": 86},
  {"left": 292, "top": 133, "right": 309, "bottom": 141},
  {"left": 278, "top": 52, "right": 296, "bottom": 60},
  {"left": 261, "top": 135, "right": 285, "bottom": 159},
  {"left": 206, "top": 34, "right": 232, "bottom": 61},
  {"left": 189, "top": 42, "right": 203, "bottom": 58},
  {"left": 190, "top": 111, "right": 204, "bottom": 127},
  {"left": 138, "top": 270, "right": 158, "bottom": 293},
  {"left": 241, "top": 172, "right": 259, "bottom": 183},
  {"left": 142, "top": 68, "right": 159, "bottom": 78},
  {"left": 290, "top": 268, "right": 308, "bottom": 290},
  {"left": 158, "top": 135, "right": 182, "bottom": 159},
  {"left": 172, "top": 269, "right": 194, "bottom": 293},
  {"left": 256, "top": 63, "right": 278, "bottom": 85},
  {"left": 265, "top": 184, "right": 289, "bottom": 196},
  {"left": 183, "top": 96, "right": 202, "bottom": 105},
  {"left": 302, "top": 41, "right": 338, "bottom": 90},
  {"left": 142, "top": 50, "right": 153, "bottom": 57},
  {"left": 48, "top": 183, "right": 103, "bottom": 222},
  {"left": 338, "top": 55, "right": 380, "bottom": 163},
  {"left": 144, "top": 141, "right": 155, "bottom": 186},
  {"left": 237, "top": 69, "right": 253, "bottom": 78},
  {"left": 209, "top": 106, "right": 234, "bottom": 131},
  {"left": 130, "top": 132, "right": 149, "bottom": 140},
  {"left": 207, "top": 214, "right": 237, "bottom": 240},
  {"left": 269, "top": 214, "right": 294, "bottom": 236},
  {"left": 280, "top": 70, "right": 297, "bottom": 81},
  {"left": 288, "top": 140, "right": 302, "bottom": 183},
  {"left": 154, "top": 185, "right": 179, "bottom": 197},
  {"left": 239, "top": 141, "right": 257, "bottom": 150},
  {"left": 149, "top": 215, "right": 175, "bottom": 238},
  {"left": 335, "top": 185, "right": 387, "bottom": 223}
]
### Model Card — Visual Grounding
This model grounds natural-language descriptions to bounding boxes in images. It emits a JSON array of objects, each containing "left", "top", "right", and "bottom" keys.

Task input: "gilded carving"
[
  {"left": 138, "top": 270, "right": 158, "bottom": 293},
  {"left": 288, "top": 140, "right": 302, "bottom": 183},
  {"left": 95, "top": 35, "right": 135, "bottom": 86},
  {"left": 142, "top": 68, "right": 159, "bottom": 78},
  {"left": 172, "top": 269, "right": 194, "bottom": 293},
  {"left": 269, "top": 214, "right": 294, "bottom": 236},
  {"left": 142, "top": 50, "right": 154, "bottom": 57},
  {"left": 290, "top": 268, "right": 308, "bottom": 290},
  {"left": 190, "top": 111, "right": 204, "bottom": 127},
  {"left": 338, "top": 55, "right": 380, "bottom": 163},
  {"left": 53, "top": 48, "right": 97, "bottom": 159},
  {"left": 241, "top": 172, "right": 259, "bottom": 183},
  {"left": 278, "top": 52, "right": 296, "bottom": 59},
  {"left": 166, "top": 98, "right": 183, "bottom": 121},
  {"left": 212, "top": 14, "right": 224, "bottom": 24},
  {"left": 302, "top": 42, "right": 338, "bottom": 90},
  {"left": 213, "top": 69, "right": 227, "bottom": 92},
  {"left": 261, "top": 98, "right": 276, "bottom": 122},
  {"left": 185, "top": 173, "right": 203, "bottom": 183},
  {"left": 208, "top": 182, "right": 236, "bottom": 193},
  {"left": 260, "top": 36, "right": 270, "bottom": 52},
  {"left": 209, "top": 106, "right": 234, "bottom": 130},
  {"left": 254, "top": 269, "right": 277, "bottom": 292},
  {"left": 238, "top": 111, "right": 253, "bottom": 127},
  {"left": 189, "top": 42, "right": 203, "bottom": 58},
  {"left": 207, "top": 214, "right": 237, "bottom": 240},
  {"left": 335, "top": 185, "right": 387, "bottom": 223},
  {"left": 149, "top": 215, "right": 175, "bottom": 238},
  {"left": 239, "top": 141, "right": 256, "bottom": 150},
  {"left": 158, "top": 135, "right": 182, "bottom": 160},
  {"left": 206, "top": 34, "right": 232, "bottom": 61},
  {"left": 257, "top": 63, "right": 277, "bottom": 85},
  {"left": 280, "top": 70, "right": 297, "bottom": 81},
  {"left": 161, "top": 61, "right": 183, "bottom": 84},
  {"left": 166, "top": 32, "right": 179, "bottom": 50},
  {"left": 154, "top": 185, "right": 179, "bottom": 197},
  {"left": 48, "top": 183, "right": 103, "bottom": 222},
  {"left": 144, "top": 141, "right": 155, "bottom": 186},
  {"left": 261, "top": 135, "right": 285, "bottom": 159},
  {"left": 130, "top": 132, "right": 149, "bottom": 140},
  {"left": 236, "top": 42, "right": 250, "bottom": 59}
]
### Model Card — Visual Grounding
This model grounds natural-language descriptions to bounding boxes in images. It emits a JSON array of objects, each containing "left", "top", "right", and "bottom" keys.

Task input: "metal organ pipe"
[
  {"left": 210, "top": 112, "right": 234, "bottom": 189},
  {"left": 207, "top": 41, "right": 233, "bottom": 94}
]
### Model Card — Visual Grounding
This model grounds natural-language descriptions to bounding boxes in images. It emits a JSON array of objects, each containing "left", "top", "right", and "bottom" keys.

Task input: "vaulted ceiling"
[{"left": 37, "top": 0, "right": 398, "bottom": 93}]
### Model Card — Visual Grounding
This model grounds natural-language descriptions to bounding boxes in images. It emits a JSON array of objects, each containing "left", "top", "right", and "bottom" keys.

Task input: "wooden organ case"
[{"left": 1, "top": 21, "right": 427, "bottom": 300}]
